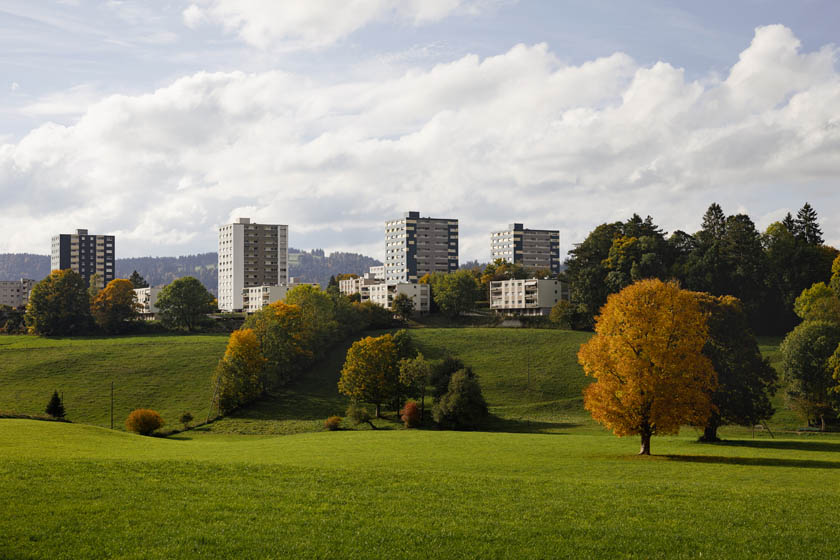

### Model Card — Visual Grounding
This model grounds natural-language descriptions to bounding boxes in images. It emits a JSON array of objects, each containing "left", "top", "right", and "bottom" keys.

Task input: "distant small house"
[{"left": 490, "top": 278, "right": 567, "bottom": 316}]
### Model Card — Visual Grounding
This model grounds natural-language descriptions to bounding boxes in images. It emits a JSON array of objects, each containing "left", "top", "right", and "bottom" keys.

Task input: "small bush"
[
  {"left": 324, "top": 416, "right": 342, "bottom": 431},
  {"left": 400, "top": 401, "right": 421, "bottom": 428},
  {"left": 125, "top": 409, "right": 164, "bottom": 436},
  {"left": 180, "top": 412, "right": 194, "bottom": 429},
  {"left": 346, "top": 403, "right": 376, "bottom": 429}
]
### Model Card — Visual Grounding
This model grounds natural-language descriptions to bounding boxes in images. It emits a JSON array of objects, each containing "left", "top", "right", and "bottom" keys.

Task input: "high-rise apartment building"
[
  {"left": 384, "top": 211, "right": 458, "bottom": 283},
  {"left": 218, "top": 218, "right": 288, "bottom": 312},
  {"left": 490, "top": 223, "right": 560, "bottom": 274},
  {"left": 50, "top": 229, "right": 115, "bottom": 288}
]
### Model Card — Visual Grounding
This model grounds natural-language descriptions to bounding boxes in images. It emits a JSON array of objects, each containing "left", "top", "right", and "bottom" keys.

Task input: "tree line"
[
  {"left": 563, "top": 202, "right": 835, "bottom": 335},
  {"left": 21, "top": 269, "right": 217, "bottom": 335}
]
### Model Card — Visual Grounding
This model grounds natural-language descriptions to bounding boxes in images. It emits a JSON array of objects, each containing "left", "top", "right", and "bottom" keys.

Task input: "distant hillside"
[
  {"left": 0, "top": 249, "right": 381, "bottom": 294},
  {"left": 0, "top": 254, "right": 51, "bottom": 282}
]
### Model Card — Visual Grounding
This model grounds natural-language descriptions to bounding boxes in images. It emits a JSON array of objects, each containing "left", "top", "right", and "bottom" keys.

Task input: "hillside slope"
[{"left": 0, "top": 334, "right": 228, "bottom": 428}]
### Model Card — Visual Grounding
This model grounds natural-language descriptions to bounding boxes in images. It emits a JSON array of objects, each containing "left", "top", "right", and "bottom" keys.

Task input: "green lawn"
[
  {"left": 2, "top": 419, "right": 840, "bottom": 559},
  {"left": 0, "top": 334, "right": 228, "bottom": 429}
]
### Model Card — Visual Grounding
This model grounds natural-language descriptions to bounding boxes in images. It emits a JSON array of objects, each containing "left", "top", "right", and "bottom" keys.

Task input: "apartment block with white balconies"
[{"left": 489, "top": 278, "right": 567, "bottom": 316}]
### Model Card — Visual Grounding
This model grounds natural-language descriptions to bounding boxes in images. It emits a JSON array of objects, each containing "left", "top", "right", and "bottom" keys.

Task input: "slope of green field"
[
  {"left": 0, "top": 334, "right": 228, "bottom": 429},
  {"left": 2, "top": 419, "right": 840, "bottom": 559}
]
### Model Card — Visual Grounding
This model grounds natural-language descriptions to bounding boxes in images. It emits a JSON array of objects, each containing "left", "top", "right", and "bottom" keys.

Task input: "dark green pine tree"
[
  {"left": 45, "top": 390, "right": 66, "bottom": 419},
  {"left": 794, "top": 202, "right": 823, "bottom": 245},
  {"left": 129, "top": 270, "right": 149, "bottom": 289},
  {"left": 781, "top": 212, "right": 797, "bottom": 234}
]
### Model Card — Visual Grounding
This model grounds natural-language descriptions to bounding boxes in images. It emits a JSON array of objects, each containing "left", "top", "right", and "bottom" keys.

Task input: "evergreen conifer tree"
[
  {"left": 45, "top": 390, "right": 66, "bottom": 419},
  {"left": 795, "top": 202, "right": 823, "bottom": 245},
  {"left": 129, "top": 270, "right": 149, "bottom": 288}
]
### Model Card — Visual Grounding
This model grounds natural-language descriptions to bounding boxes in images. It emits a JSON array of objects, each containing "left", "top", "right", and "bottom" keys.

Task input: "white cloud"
[
  {"left": 183, "top": 0, "right": 487, "bottom": 50},
  {"left": 1, "top": 25, "right": 839, "bottom": 260},
  {"left": 10, "top": 82, "right": 20, "bottom": 92}
]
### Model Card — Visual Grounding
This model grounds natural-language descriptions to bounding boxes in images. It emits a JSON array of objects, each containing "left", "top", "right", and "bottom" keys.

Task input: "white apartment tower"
[
  {"left": 385, "top": 211, "right": 458, "bottom": 283},
  {"left": 490, "top": 223, "right": 560, "bottom": 274},
  {"left": 218, "top": 218, "right": 288, "bottom": 312}
]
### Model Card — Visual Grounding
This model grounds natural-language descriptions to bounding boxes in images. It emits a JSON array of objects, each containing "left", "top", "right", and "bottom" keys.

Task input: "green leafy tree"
[
  {"left": 179, "top": 412, "right": 193, "bottom": 429},
  {"left": 427, "top": 270, "right": 482, "bottom": 318},
  {"left": 244, "top": 302, "right": 313, "bottom": 389},
  {"left": 91, "top": 279, "right": 140, "bottom": 333},
  {"left": 129, "top": 270, "right": 149, "bottom": 288},
  {"left": 692, "top": 293, "right": 778, "bottom": 442},
  {"left": 793, "top": 282, "right": 840, "bottom": 322},
  {"left": 391, "top": 292, "right": 415, "bottom": 321},
  {"left": 549, "top": 300, "right": 585, "bottom": 330},
  {"left": 285, "top": 284, "right": 339, "bottom": 349},
  {"left": 432, "top": 368, "right": 488, "bottom": 429},
  {"left": 399, "top": 352, "right": 432, "bottom": 422},
  {"left": 155, "top": 276, "right": 215, "bottom": 332},
  {"left": 780, "top": 320, "right": 840, "bottom": 430},
  {"left": 45, "top": 390, "right": 66, "bottom": 419},
  {"left": 430, "top": 355, "right": 465, "bottom": 401},
  {"left": 25, "top": 269, "right": 92, "bottom": 335},
  {"left": 338, "top": 334, "right": 400, "bottom": 417}
]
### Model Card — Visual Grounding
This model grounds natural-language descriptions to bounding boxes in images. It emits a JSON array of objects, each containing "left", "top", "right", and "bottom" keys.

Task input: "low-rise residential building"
[
  {"left": 339, "top": 274, "right": 382, "bottom": 300},
  {"left": 0, "top": 279, "right": 34, "bottom": 308},
  {"left": 243, "top": 285, "right": 290, "bottom": 313},
  {"left": 368, "top": 282, "right": 430, "bottom": 313},
  {"left": 489, "top": 278, "right": 566, "bottom": 316},
  {"left": 133, "top": 287, "right": 163, "bottom": 319}
]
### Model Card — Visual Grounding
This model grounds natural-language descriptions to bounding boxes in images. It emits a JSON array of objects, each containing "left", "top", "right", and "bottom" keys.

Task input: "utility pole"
[{"left": 110, "top": 381, "right": 114, "bottom": 430}]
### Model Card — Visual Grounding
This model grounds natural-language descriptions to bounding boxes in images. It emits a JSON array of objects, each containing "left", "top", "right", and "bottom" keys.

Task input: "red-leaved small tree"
[{"left": 400, "top": 401, "right": 421, "bottom": 428}]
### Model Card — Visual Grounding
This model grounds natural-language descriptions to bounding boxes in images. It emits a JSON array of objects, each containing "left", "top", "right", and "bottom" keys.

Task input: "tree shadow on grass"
[
  {"left": 663, "top": 454, "right": 840, "bottom": 469},
  {"left": 482, "top": 414, "right": 581, "bottom": 435},
  {"left": 710, "top": 439, "right": 840, "bottom": 454}
]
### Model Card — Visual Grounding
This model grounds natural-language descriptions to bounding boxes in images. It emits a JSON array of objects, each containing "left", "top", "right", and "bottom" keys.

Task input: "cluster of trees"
[
  {"left": 565, "top": 203, "right": 835, "bottom": 334},
  {"left": 419, "top": 269, "right": 483, "bottom": 317},
  {"left": 22, "top": 270, "right": 216, "bottom": 336},
  {"left": 337, "top": 333, "right": 488, "bottom": 429},
  {"left": 780, "top": 255, "right": 840, "bottom": 430},
  {"left": 212, "top": 285, "right": 394, "bottom": 414},
  {"left": 579, "top": 279, "right": 777, "bottom": 454}
]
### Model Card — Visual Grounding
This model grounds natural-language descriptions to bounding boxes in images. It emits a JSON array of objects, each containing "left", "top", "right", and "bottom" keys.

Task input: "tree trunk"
[
  {"left": 420, "top": 388, "right": 425, "bottom": 424},
  {"left": 639, "top": 433, "right": 651, "bottom": 455},
  {"left": 639, "top": 423, "right": 652, "bottom": 455},
  {"left": 820, "top": 414, "right": 826, "bottom": 432},
  {"left": 375, "top": 403, "right": 381, "bottom": 418},
  {"left": 699, "top": 415, "right": 721, "bottom": 443}
]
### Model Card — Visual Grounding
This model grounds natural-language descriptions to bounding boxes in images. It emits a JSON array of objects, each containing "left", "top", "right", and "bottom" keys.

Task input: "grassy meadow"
[
  {"left": 3, "top": 326, "right": 838, "bottom": 558},
  {"left": 2, "top": 419, "right": 840, "bottom": 559}
]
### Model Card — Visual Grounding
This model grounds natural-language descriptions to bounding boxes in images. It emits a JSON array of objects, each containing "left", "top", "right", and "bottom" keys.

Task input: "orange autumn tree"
[
  {"left": 212, "top": 328, "right": 267, "bottom": 414},
  {"left": 338, "top": 333, "right": 400, "bottom": 418},
  {"left": 578, "top": 279, "right": 717, "bottom": 455}
]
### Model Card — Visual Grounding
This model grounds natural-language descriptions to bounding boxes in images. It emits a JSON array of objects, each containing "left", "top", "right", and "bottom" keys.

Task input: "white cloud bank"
[
  {"left": 183, "top": 0, "right": 483, "bottom": 50},
  {"left": 1, "top": 25, "right": 839, "bottom": 260}
]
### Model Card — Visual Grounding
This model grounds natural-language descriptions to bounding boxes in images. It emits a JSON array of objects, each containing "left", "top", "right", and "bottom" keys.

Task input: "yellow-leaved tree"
[
  {"left": 338, "top": 334, "right": 399, "bottom": 418},
  {"left": 212, "top": 328, "right": 267, "bottom": 415},
  {"left": 578, "top": 278, "right": 717, "bottom": 455}
]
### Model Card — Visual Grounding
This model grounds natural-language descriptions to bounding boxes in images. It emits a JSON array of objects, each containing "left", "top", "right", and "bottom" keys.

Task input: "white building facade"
[
  {"left": 489, "top": 278, "right": 566, "bottom": 316},
  {"left": 243, "top": 285, "right": 289, "bottom": 313},
  {"left": 368, "top": 282, "right": 430, "bottom": 313},
  {"left": 218, "top": 218, "right": 288, "bottom": 312},
  {"left": 339, "top": 275, "right": 382, "bottom": 300},
  {"left": 0, "top": 279, "right": 34, "bottom": 308},
  {"left": 133, "top": 287, "right": 163, "bottom": 318}
]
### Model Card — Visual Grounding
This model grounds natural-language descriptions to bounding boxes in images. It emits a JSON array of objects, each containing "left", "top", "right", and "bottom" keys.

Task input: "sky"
[{"left": 1, "top": 0, "right": 839, "bottom": 262}]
